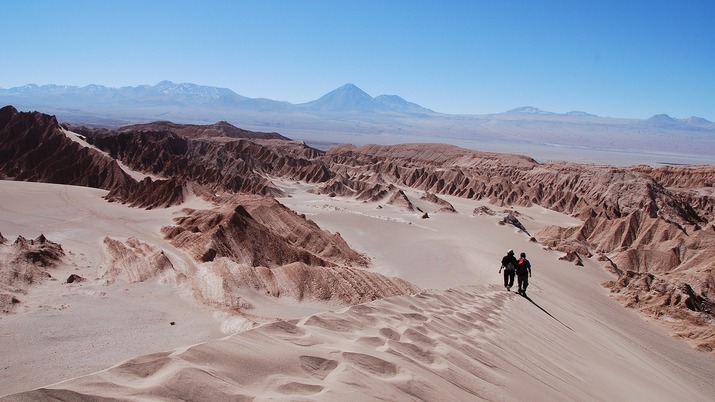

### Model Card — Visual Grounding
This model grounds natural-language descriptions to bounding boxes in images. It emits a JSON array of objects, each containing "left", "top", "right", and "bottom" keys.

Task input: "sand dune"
[
  {"left": 2, "top": 179, "right": 715, "bottom": 400},
  {"left": 6, "top": 284, "right": 715, "bottom": 401}
]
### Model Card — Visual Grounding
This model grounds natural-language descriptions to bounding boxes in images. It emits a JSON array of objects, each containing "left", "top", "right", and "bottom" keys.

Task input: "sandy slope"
[
  {"left": 6, "top": 285, "right": 715, "bottom": 401},
  {"left": 2, "top": 179, "right": 715, "bottom": 399},
  {"left": 0, "top": 180, "right": 227, "bottom": 394},
  {"left": 274, "top": 178, "right": 584, "bottom": 289}
]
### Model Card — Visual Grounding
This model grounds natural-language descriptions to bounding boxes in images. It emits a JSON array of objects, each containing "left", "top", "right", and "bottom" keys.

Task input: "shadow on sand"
[{"left": 520, "top": 292, "right": 574, "bottom": 332}]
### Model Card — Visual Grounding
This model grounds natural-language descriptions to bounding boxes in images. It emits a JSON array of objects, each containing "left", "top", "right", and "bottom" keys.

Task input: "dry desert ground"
[{"left": 1, "top": 178, "right": 714, "bottom": 400}]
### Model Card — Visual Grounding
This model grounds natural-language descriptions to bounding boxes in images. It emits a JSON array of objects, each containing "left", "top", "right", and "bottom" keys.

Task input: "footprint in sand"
[
  {"left": 455, "top": 311, "right": 482, "bottom": 322},
  {"left": 347, "top": 304, "right": 379, "bottom": 315},
  {"left": 402, "top": 312, "right": 429, "bottom": 322},
  {"left": 342, "top": 352, "right": 398, "bottom": 378},
  {"left": 357, "top": 336, "right": 386, "bottom": 347},
  {"left": 299, "top": 355, "right": 339, "bottom": 380},
  {"left": 386, "top": 340, "right": 437, "bottom": 365},
  {"left": 262, "top": 320, "right": 305, "bottom": 336},
  {"left": 378, "top": 327, "right": 401, "bottom": 341},
  {"left": 277, "top": 381, "right": 324, "bottom": 395},
  {"left": 303, "top": 315, "right": 354, "bottom": 333},
  {"left": 262, "top": 320, "right": 319, "bottom": 346},
  {"left": 112, "top": 351, "right": 173, "bottom": 380},
  {"left": 401, "top": 328, "right": 437, "bottom": 347}
]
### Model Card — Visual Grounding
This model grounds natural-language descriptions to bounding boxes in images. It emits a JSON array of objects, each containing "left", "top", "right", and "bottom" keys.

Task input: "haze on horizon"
[{"left": 2, "top": 0, "right": 714, "bottom": 121}]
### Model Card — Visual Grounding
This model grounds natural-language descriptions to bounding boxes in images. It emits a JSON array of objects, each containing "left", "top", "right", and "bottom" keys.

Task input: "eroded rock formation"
[
  {"left": 102, "top": 237, "right": 182, "bottom": 284},
  {"left": 160, "top": 193, "right": 414, "bottom": 308},
  {"left": 0, "top": 234, "right": 65, "bottom": 312},
  {"left": 116, "top": 120, "right": 290, "bottom": 141},
  {"left": 0, "top": 106, "right": 133, "bottom": 192}
]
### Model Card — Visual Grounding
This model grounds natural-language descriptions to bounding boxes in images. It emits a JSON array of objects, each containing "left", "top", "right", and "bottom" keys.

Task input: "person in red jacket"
[{"left": 516, "top": 252, "right": 532, "bottom": 296}]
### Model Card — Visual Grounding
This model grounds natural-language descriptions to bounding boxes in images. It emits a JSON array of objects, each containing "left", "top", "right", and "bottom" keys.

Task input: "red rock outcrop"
[
  {"left": 106, "top": 177, "right": 188, "bottom": 209},
  {"left": 421, "top": 191, "right": 457, "bottom": 213},
  {"left": 386, "top": 189, "right": 417, "bottom": 211},
  {"left": 0, "top": 106, "right": 194, "bottom": 209},
  {"left": 117, "top": 120, "right": 290, "bottom": 140},
  {"left": 0, "top": 234, "right": 65, "bottom": 313},
  {"left": 162, "top": 194, "right": 415, "bottom": 308},
  {"left": 80, "top": 125, "right": 331, "bottom": 200},
  {"left": 0, "top": 106, "right": 134, "bottom": 193},
  {"left": 102, "top": 237, "right": 183, "bottom": 284},
  {"left": 162, "top": 194, "right": 367, "bottom": 268}
]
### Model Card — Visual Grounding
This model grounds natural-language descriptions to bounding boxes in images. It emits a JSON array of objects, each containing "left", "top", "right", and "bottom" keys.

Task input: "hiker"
[
  {"left": 499, "top": 249, "right": 517, "bottom": 291},
  {"left": 516, "top": 252, "right": 532, "bottom": 296}
]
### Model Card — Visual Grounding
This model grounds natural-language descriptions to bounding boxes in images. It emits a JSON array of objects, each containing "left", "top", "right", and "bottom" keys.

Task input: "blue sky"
[{"left": 2, "top": 0, "right": 714, "bottom": 120}]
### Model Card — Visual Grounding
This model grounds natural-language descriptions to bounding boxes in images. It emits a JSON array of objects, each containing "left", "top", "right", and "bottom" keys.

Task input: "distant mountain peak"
[
  {"left": 503, "top": 107, "right": 600, "bottom": 117},
  {"left": 647, "top": 113, "right": 675, "bottom": 122},
  {"left": 565, "top": 110, "right": 597, "bottom": 117},
  {"left": 375, "top": 94, "right": 434, "bottom": 114},
  {"left": 338, "top": 83, "right": 360, "bottom": 90},
  {"left": 301, "top": 83, "right": 381, "bottom": 112},
  {"left": 683, "top": 116, "right": 713, "bottom": 125},
  {"left": 297, "top": 84, "right": 434, "bottom": 115},
  {"left": 506, "top": 106, "right": 554, "bottom": 115},
  {"left": 645, "top": 114, "right": 679, "bottom": 127},
  {"left": 332, "top": 83, "right": 371, "bottom": 98}
]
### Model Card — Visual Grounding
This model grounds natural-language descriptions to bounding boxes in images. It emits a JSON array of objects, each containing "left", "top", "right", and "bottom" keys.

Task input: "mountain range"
[
  {"left": 0, "top": 81, "right": 435, "bottom": 116},
  {"left": 5, "top": 80, "right": 713, "bottom": 122},
  {"left": 2, "top": 81, "right": 715, "bottom": 163}
]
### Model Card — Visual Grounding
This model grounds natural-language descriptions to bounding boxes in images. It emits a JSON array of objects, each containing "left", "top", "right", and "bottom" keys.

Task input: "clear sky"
[{"left": 2, "top": 0, "right": 714, "bottom": 120}]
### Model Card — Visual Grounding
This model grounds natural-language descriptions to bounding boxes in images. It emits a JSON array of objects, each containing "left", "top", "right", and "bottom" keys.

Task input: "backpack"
[
  {"left": 516, "top": 258, "right": 528, "bottom": 275},
  {"left": 505, "top": 261, "right": 515, "bottom": 271}
]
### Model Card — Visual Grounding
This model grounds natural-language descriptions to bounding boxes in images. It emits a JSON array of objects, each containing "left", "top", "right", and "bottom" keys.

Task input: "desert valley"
[{"left": 1, "top": 103, "right": 715, "bottom": 400}]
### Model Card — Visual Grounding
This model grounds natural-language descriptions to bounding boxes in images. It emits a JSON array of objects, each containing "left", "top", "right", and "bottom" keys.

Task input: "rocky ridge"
[
  {"left": 0, "top": 234, "right": 65, "bottom": 313},
  {"left": 77, "top": 122, "right": 330, "bottom": 205},
  {"left": 0, "top": 106, "right": 133, "bottom": 192},
  {"left": 116, "top": 120, "right": 290, "bottom": 141}
]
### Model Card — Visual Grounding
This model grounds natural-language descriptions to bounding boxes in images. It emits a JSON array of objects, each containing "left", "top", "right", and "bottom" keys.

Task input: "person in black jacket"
[
  {"left": 499, "top": 249, "right": 517, "bottom": 291},
  {"left": 516, "top": 252, "right": 532, "bottom": 296}
]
